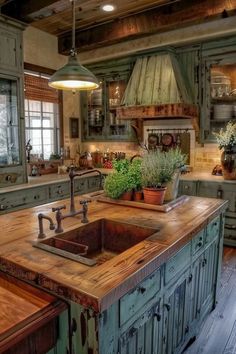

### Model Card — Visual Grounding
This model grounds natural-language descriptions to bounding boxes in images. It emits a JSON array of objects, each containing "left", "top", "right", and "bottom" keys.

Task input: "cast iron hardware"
[
  {"left": 70, "top": 318, "right": 77, "bottom": 334},
  {"left": 164, "top": 303, "right": 171, "bottom": 311},
  {"left": 197, "top": 241, "right": 203, "bottom": 247},
  {"left": 217, "top": 187, "right": 223, "bottom": 199},
  {"left": 138, "top": 287, "right": 146, "bottom": 294},
  {"left": 0, "top": 204, "right": 7, "bottom": 210},
  {"left": 129, "top": 327, "right": 136, "bottom": 337},
  {"left": 154, "top": 313, "right": 161, "bottom": 321},
  {"left": 188, "top": 274, "right": 193, "bottom": 283},
  {"left": 202, "top": 258, "right": 207, "bottom": 267},
  {"left": 185, "top": 325, "right": 189, "bottom": 334}
]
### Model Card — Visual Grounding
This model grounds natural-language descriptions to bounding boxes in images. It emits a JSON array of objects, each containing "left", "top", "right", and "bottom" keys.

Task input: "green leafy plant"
[
  {"left": 141, "top": 149, "right": 187, "bottom": 188},
  {"left": 129, "top": 159, "right": 142, "bottom": 191},
  {"left": 104, "top": 172, "right": 133, "bottom": 199},
  {"left": 112, "top": 159, "right": 130, "bottom": 174}
]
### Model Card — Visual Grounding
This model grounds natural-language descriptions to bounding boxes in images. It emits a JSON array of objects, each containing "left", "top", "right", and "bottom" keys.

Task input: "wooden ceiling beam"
[
  {"left": 1, "top": 0, "right": 58, "bottom": 22},
  {"left": 58, "top": 0, "right": 236, "bottom": 55}
]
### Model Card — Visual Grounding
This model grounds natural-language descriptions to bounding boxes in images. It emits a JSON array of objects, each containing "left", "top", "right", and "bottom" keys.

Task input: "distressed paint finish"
[{"left": 71, "top": 214, "right": 223, "bottom": 354}]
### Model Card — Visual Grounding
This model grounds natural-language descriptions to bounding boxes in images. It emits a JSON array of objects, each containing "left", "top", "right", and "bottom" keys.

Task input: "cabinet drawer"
[
  {"left": 0, "top": 191, "right": 27, "bottom": 212},
  {"left": 164, "top": 243, "right": 191, "bottom": 285},
  {"left": 49, "top": 182, "right": 69, "bottom": 200},
  {"left": 119, "top": 268, "right": 161, "bottom": 327},
  {"left": 179, "top": 181, "right": 197, "bottom": 196},
  {"left": 192, "top": 229, "right": 205, "bottom": 256},
  {"left": 25, "top": 187, "right": 48, "bottom": 205},
  {"left": 88, "top": 176, "right": 102, "bottom": 191},
  {"left": 206, "top": 216, "right": 220, "bottom": 244},
  {"left": 74, "top": 177, "right": 87, "bottom": 193}
]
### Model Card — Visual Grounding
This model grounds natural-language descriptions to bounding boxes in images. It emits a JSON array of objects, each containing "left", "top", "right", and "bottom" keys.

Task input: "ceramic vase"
[{"left": 221, "top": 146, "right": 236, "bottom": 180}]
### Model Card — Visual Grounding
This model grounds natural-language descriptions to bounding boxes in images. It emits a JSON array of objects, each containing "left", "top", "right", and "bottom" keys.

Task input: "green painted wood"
[
  {"left": 164, "top": 243, "right": 191, "bottom": 285},
  {"left": 119, "top": 268, "right": 161, "bottom": 326}
]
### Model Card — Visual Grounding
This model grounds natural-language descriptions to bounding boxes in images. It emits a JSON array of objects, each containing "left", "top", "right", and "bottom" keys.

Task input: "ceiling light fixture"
[
  {"left": 49, "top": 0, "right": 99, "bottom": 91},
  {"left": 102, "top": 4, "right": 115, "bottom": 12}
]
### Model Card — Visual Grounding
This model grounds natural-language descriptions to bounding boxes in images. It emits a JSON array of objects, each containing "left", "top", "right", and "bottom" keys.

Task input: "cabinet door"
[
  {"left": 81, "top": 71, "right": 134, "bottom": 142},
  {"left": 162, "top": 269, "right": 190, "bottom": 354},
  {"left": 119, "top": 299, "right": 163, "bottom": 354},
  {"left": 49, "top": 182, "right": 70, "bottom": 201},
  {"left": 191, "top": 239, "right": 219, "bottom": 325},
  {"left": 178, "top": 180, "right": 197, "bottom": 196},
  {"left": 201, "top": 50, "right": 236, "bottom": 143}
]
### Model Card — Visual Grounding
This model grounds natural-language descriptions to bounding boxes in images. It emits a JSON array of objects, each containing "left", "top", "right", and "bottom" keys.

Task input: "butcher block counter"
[{"left": 0, "top": 195, "right": 228, "bottom": 354}]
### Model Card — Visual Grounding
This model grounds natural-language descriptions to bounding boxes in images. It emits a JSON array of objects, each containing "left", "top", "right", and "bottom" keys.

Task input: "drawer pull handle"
[
  {"left": 197, "top": 241, "right": 203, "bottom": 247},
  {"left": 164, "top": 303, "right": 171, "bottom": 311},
  {"left": 154, "top": 313, "right": 161, "bottom": 322},
  {"left": 202, "top": 258, "right": 207, "bottom": 267},
  {"left": 138, "top": 287, "right": 146, "bottom": 294}
]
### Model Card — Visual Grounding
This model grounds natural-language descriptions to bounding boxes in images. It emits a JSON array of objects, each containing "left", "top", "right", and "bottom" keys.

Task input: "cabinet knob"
[
  {"left": 0, "top": 204, "right": 7, "bottom": 210},
  {"left": 138, "top": 286, "right": 146, "bottom": 294},
  {"left": 197, "top": 241, "right": 203, "bottom": 247},
  {"left": 154, "top": 313, "right": 162, "bottom": 322},
  {"left": 164, "top": 303, "right": 171, "bottom": 311}
]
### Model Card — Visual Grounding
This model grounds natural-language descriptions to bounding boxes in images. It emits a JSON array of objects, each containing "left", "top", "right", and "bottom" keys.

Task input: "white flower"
[{"left": 213, "top": 121, "right": 236, "bottom": 149}]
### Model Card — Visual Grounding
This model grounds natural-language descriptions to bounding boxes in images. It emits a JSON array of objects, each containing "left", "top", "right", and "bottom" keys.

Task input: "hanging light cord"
[{"left": 71, "top": 0, "right": 76, "bottom": 56}]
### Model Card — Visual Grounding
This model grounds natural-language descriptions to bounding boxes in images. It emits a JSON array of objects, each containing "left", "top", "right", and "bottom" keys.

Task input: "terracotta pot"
[
  {"left": 133, "top": 190, "right": 143, "bottom": 201},
  {"left": 120, "top": 191, "right": 133, "bottom": 201},
  {"left": 164, "top": 171, "right": 180, "bottom": 202},
  {"left": 221, "top": 147, "right": 236, "bottom": 180},
  {"left": 143, "top": 187, "right": 167, "bottom": 205}
]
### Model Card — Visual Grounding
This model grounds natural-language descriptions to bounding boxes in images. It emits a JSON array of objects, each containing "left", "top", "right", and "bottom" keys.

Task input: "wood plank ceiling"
[{"left": 1, "top": 0, "right": 236, "bottom": 54}]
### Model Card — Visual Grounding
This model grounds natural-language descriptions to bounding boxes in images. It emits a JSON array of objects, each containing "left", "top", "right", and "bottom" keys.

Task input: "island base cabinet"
[{"left": 67, "top": 214, "right": 223, "bottom": 354}]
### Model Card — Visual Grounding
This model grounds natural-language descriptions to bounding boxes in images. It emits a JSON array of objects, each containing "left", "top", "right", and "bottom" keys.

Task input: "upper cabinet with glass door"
[
  {"left": 0, "top": 16, "right": 26, "bottom": 187},
  {"left": 81, "top": 59, "right": 135, "bottom": 142},
  {"left": 201, "top": 39, "right": 236, "bottom": 142}
]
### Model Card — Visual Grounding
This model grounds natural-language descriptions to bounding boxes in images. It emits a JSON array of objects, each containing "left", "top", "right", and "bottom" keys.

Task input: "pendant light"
[{"left": 49, "top": 0, "right": 99, "bottom": 91}]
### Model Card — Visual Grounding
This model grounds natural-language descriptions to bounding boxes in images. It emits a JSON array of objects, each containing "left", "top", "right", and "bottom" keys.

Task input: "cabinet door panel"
[
  {"left": 163, "top": 271, "right": 190, "bottom": 354},
  {"left": 119, "top": 300, "right": 163, "bottom": 354}
]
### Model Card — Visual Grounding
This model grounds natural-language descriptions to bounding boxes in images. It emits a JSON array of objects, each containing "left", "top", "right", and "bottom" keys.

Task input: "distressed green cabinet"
[
  {"left": 0, "top": 175, "right": 102, "bottom": 214},
  {"left": 200, "top": 38, "right": 236, "bottom": 143},
  {"left": 67, "top": 214, "right": 223, "bottom": 354},
  {"left": 0, "top": 16, "right": 27, "bottom": 187},
  {"left": 180, "top": 179, "right": 236, "bottom": 247},
  {"left": 81, "top": 59, "right": 135, "bottom": 142}
]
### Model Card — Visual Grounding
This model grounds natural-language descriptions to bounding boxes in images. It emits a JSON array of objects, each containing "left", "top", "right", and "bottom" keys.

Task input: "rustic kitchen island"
[{"left": 0, "top": 195, "right": 227, "bottom": 354}]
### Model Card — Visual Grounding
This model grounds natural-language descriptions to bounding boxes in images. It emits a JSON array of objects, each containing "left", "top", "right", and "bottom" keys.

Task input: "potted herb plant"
[
  {"left": 164, "top": 148, "right": 187, "bottom": 202},
  {"left": 129, "top": 159, "right": 143, "bottom": 201},
  {"left": 213, "top": 121, "right": 236, "bottom": 180},
  {"left": 141, "top": 149, "right": 185, "bottom": 205},
  {"left": 104, "top": 172, "right": 131, "bottom": 199}
]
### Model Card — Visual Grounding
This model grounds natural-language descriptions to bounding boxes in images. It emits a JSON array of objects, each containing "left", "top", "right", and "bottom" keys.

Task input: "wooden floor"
[{"left": 185, "top": 246, "right": 236, "bottom": 354}]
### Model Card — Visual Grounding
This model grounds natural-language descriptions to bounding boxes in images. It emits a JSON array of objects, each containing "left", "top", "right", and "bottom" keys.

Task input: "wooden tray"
[{"left": 97, "top": 194, "right": 189, "bottom": 212}]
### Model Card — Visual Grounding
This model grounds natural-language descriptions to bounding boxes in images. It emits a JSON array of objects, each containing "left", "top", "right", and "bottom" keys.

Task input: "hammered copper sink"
[{"left": 34, "top": 218, "right": 159, "bottom": 266}]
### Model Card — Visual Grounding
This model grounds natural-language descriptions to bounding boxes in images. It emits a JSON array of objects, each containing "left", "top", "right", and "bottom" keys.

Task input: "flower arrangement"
[{"left": 213, "top": 121, "right": 236, "bottom": 150}]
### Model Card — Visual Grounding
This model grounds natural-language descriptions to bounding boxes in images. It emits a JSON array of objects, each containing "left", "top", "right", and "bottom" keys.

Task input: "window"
[{"left": 24, "top": 71, "right": 60, "bottom": 160}]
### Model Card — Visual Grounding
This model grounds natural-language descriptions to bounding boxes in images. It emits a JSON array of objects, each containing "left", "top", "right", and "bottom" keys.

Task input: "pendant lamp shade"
[
  {"left": 48, "top": 0, "right": 99, "bottom": 91},
  {"left": 48, "top": 54, "right": 99, "bottom": 91}
]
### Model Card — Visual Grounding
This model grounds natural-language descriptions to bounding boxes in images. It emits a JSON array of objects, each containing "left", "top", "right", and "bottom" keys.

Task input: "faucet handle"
[
  {"left": 79, "top": 199, "right": 92, "bottom": 206},
  {"left": 52, "top": 205, "right": 66, "bottom": 212}
]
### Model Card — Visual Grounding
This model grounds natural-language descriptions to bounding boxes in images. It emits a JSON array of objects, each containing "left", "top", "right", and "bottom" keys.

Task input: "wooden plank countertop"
[{"left": 0, "top": 195, "right": 228, "bottom": 312}]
